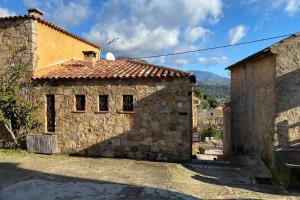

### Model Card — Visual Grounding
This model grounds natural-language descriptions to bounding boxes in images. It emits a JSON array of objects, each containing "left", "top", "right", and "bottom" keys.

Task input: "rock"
[
  {"left": 159, "top": 106, "right": 170, "bottom": 114},
  {"left": 65, "top": 140, "right": 76, "bottom": 149},
  {"left": 111, "top": 139, "right": 121, "bottom": 146}
]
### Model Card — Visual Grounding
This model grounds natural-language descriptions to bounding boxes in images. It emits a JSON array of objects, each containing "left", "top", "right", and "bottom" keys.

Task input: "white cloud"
[
  {"left": 85, "top": 0, "right": 223, "bottom": 57},
  {"left": 23, "top": 0, "right": 91, "bottom": 27},
  {"left": 197, "top": 56, "right": 229, "bottom": 65},
  {"left": 184, "top": 27, "right": 211, "bottom": 43},
  {"left": 285, "top": 0, "right": 300, "bottom": 16},
  {"left": 0, "top": 7, "right": 15, "bottom": 17},
  {"left": 227, "top": 25, "right": 247, "bottom": 45},
  {"left": 175, "top": 59, "right": 189, "bottom": 66},
  {"left": 242, "top": 0, "right": 300, "bottom": 16}
]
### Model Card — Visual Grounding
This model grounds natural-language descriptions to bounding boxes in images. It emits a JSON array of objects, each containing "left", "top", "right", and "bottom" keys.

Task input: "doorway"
[{"left": 46, "top": 95, "right": 55, "bottom": 133}]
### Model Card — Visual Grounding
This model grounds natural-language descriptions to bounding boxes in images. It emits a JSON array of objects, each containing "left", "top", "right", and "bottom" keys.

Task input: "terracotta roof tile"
[{"left": 32, "top": 59, "right": 196, "bottom": 83}]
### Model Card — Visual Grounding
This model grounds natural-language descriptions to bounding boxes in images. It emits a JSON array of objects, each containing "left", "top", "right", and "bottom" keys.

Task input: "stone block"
[
  {"left": 143, "top": 138, "right": 152, "bottom": 146},
  {"left": 65, "top": 140, "right": 76, "bottom": 149},
  {"left": 134, "top": 151, "right": 144, "bottom": 159},
  {"left": 111, "top": 138, "right": 121, "bottom": 146},
  {"left": 139, "top": 144, "right": 151, "bottom": 151},
  {"left": 114, "top": 146, "right": 124, "bottom": 157},
  {"left": 101, "top": 150, "right": 114, "bottom": 157},
  {"left": 159, "top": 106, "right": 170, "bottom": 114}
]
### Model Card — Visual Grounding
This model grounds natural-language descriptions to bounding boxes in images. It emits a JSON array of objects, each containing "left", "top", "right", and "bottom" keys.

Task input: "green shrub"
[{"left": 201, "top": 127, "right": 221, "bottom": 140}]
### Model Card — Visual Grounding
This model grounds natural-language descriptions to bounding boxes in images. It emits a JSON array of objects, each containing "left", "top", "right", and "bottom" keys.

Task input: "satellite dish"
[{"left": 106, "top": 52, "right": 115, "bottom": 61}]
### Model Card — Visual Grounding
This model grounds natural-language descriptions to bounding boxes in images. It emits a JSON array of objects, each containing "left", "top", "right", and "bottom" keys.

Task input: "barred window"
[
  {"left": 123, "top": 95, "right": 133, "bottom": 111},
  {"left": 99, "top": 95, "right": 109, "bottom": 111},
  {"left": 75, "top": 95, "right": 85, "bottom": 111}
]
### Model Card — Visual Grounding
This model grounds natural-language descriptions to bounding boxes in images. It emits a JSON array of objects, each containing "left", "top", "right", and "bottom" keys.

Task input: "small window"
[
  {"left": 75, "top": 95, "right": 85, "bottom": 111},
  {"left": 99, "top": 95, "right": 109, "bottom": 111},
  {"left": 123, "top": 95, "right": 133, "bottom": 111}
]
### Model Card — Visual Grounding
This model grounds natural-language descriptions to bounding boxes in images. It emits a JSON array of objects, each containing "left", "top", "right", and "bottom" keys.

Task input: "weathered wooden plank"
[{"left": 26, "top": 135, "right": 59, "bottom": 154}]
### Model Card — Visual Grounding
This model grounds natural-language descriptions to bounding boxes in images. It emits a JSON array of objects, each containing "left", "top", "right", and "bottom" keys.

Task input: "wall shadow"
[
  {"left": 0, "top": 162, "right": 198, "bottom": 199},
  {"left": 276, "top": 68, "right": 300, "bottom": 113},
  {"left": 275, "top": 68, "right": 300, "bottom": 149},
  {"left": 38, "top": 78, "right": 193, "bottom": 162},
  {"left": 182, "top": 164, "right": 300, "bottom": 196}
]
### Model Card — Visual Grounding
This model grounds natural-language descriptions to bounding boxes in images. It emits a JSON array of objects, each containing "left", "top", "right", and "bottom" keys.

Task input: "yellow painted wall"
[{"left": 36, "top": 22, "right": 99, "bottom": 70}]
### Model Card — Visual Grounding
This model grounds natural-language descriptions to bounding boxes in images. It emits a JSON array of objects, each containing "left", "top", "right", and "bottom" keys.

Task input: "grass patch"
[{"left": 0, "top": 148, "right": 28, "bottom": 155}]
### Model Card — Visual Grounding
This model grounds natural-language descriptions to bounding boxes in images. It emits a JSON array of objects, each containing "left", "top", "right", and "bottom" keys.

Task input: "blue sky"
[{"left": 1, "top": 0, "right": 300, "bottom": 77}]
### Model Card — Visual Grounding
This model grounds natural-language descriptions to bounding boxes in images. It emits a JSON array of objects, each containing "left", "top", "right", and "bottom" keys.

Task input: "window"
[
  {"left": 46, "top": 95, "right": 55, "bottom": 132},
  {"left": 75, "top": 95, "right": 85, "bottom": 111},
  {"left": 99, "top": 95, "right": 109, "bottom": 111},
  {"left": 123, "top": 95, "right": 133, "bottom": 111}
]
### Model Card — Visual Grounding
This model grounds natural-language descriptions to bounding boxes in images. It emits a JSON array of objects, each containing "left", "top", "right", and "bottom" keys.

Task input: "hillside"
[
  {"left": 190, "top": 70, "right": 230, "bottom": 102},
  {"left": 189, "top": 70, "right": 230, "bottom": 85}
]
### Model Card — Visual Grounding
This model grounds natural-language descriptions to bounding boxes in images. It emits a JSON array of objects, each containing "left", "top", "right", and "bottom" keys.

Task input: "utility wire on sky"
[{"left": 131, "top": 34, "right": 294, "bottom": 59}]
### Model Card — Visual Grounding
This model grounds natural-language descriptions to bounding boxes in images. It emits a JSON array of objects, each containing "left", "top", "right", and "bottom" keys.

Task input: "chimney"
[
  {"left": 28, "top": 8, "right": 44, "bottom": 20},
  {"left": 83, "top": 51, "right": 97, "bottom": 63}
]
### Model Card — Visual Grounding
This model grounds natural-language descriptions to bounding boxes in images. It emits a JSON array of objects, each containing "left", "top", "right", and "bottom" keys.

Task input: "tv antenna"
[
  {"left": 105, "top": 37, "right": 119, "bottom": 61},
  {"left": 106, "top": 37, "right": 119, "bottom": 52}
]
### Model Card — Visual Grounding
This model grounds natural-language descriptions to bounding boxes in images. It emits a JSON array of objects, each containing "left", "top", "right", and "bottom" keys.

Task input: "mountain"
[{"left": 189, "top": 70, "right": 230, "bottom": 85}]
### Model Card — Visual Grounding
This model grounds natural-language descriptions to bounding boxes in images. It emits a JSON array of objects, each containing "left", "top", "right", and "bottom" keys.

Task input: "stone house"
[
  {"left": 198, "top": 106, "right": 223, "bottom": 133},
  {"left": 0, "top": 9, "right": 196, "bottom": 162},
  {"left": 226, "top": 33, "right": 300, "bottom": 188}
]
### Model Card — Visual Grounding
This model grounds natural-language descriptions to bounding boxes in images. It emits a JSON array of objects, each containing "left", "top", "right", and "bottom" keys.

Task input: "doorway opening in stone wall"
[{"left": 192, "top": 103, "right": 226, "bottom": 162}]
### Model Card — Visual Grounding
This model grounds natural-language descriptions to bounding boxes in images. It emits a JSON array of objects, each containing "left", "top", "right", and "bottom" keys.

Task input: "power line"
[{"left": 132, "top": 34, "right": 294, "bottom": 59}]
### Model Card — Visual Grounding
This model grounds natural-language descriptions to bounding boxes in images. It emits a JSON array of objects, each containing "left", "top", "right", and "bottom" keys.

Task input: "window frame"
[
  {"left": 75, "top": 95, "right": 86, "bottom": 111},
  {"left": 122, "top": 95, "right": 133, "bottom": 112},
  {"left": 99, "top": 95, "right": 109, "bottom": 111}
]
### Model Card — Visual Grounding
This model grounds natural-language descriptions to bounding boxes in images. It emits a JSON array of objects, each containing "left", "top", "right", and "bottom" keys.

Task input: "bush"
[{"left": 201, "top": 127, "right": 221, "bottom": 140}]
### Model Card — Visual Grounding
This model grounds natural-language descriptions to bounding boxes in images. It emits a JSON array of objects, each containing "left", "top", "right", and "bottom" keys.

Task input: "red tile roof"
[
  {"left": 0, "top": 15, "right": 100, "bottom": 49},
  {"left": 32, "top": 59, "right": 196, "bottom": 82}
]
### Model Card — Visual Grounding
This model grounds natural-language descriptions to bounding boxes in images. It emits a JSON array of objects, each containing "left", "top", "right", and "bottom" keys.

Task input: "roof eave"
[{"left": 226, "top": 48, "right": 272, "bottom": 70}]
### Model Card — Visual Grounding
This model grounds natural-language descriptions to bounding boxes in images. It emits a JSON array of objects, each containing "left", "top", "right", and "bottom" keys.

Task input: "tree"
[
  {"left": 194, "top": 87, "right": 204, "bottom": 99},
  {"left": 0, "top": 46, "right": 39, "bottom": 147},
  {"left": 203, "top": 94, "right": 219, "bottom": 109}
]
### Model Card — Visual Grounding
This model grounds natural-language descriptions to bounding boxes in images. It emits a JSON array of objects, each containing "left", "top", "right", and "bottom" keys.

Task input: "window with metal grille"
[
  {"left": 123, "top": 95, "right": 133, "bottom": 111},
  {"left": 75, "top": 95, "right": 85, "bottom": 111},
  {"left": 99, "top": 95, "right": 108, "bottom": 111}
]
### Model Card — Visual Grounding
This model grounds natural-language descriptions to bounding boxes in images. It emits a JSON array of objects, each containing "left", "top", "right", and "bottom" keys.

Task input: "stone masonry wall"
[
  {"left": 0, "top": 18, "right": 36, "bottom": 147},
  {"left": 273, "top": 39, "right": 300, "bottom": 148},
  {"left": 0, "top": 18, "right": 36, "bottom": 70},
  {"left": 33, "top": 78, "right": 193, "bottom": 161},
  {"left": 230, "top": 55, "right": 276, "bottom": 166}
]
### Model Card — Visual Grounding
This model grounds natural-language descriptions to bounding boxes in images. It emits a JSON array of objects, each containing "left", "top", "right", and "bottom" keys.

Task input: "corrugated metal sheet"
[{"left": 26, "top": 134, "right": 59, "bottom": 154}]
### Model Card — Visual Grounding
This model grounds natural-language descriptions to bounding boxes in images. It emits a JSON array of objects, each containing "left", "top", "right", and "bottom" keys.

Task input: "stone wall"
[
  {"left": 230, "top": 54, "right": 276, "bottom": 166},
  {"left": 273, "top": 39, "right": 300, "bottom": 148},
  {"left": 0, "top": 18, "right": 36, "bottom": 147},
  {"left": 0, "top": 18, "right": 35, "bottom": 69},
  {"left": 33, "top": 78, "right": 193, "bottom": 161}
]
